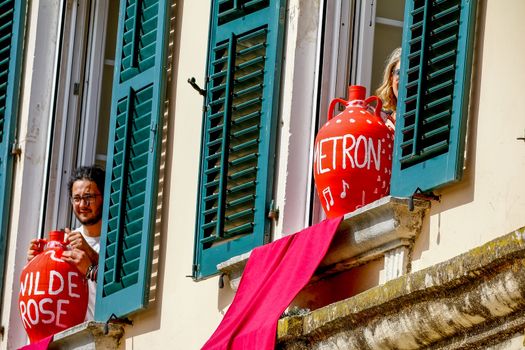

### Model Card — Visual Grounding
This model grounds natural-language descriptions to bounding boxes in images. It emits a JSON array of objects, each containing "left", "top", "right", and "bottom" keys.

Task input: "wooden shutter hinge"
[
  {"left": 149, "top": 123, "right": 158, "bottom": 152},
  {"left": 103, "top": 313, "right": 132, "bottom": 335},
  {"left": 187, "top": 264, "right": 200, "bottom": 278},
  {"left": 408, "top": 187, "right": 440, "bottom": 211},
  {"left": 11, "top": 138, "right": 21, "bottom": 158},
  {"left": 267, "top": 200, "right": 279, "bottom": 221}
]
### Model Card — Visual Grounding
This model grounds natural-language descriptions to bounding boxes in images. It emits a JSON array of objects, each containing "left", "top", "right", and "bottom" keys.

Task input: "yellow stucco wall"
[{"left": 411, "top": 0, "right": 525, "bottom": 272}]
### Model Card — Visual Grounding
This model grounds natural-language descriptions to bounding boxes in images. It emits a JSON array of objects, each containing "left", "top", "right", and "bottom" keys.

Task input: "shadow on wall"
[
  {"left": 290, "top": 258, "right": 384, "bottom": 311},
  {"left": 218, "top": 274, "right": 236, "bottom": 314},
  {"left": 410, "top": 0, "right": 487, "bottom": 261}
]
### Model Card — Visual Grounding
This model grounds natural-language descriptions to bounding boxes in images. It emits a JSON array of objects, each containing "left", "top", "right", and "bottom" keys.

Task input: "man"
[{"left": 27, "top": 165, "right": 105, "bottom": 321}]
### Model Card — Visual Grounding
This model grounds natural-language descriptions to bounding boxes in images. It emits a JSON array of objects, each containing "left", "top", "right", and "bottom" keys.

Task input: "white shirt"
[{"left": 72, "top": 226, "right": 100, "bottom": 321}]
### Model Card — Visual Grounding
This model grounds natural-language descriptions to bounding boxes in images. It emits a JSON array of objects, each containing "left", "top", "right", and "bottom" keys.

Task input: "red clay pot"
[
  {"left": 313, "top": 85, "right": 394, "bottom": 218},
  {"left": 19, "top": 230, "right": 88, "bottom": 343}
]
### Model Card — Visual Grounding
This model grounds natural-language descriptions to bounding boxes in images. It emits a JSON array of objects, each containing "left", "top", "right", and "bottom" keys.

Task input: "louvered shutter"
[
  {"left": 0, "top": 0, "right": 25, "bottom": 308},
  {"left": 194, "top": 0, "right": 285, "bottom": 279},
  {"left": 95, "top": 0, "right": 169, "bottom": 320},
  {"left": 391, "top": 0, "right": 477, "bottom": 197}
]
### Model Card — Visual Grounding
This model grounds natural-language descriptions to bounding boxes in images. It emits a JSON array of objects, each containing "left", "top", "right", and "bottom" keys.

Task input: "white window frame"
[
  {"left": 42, "top": 0, "right": 110, "bottom": 232},
  {"left": 307, "top": 0, "right": 402, "bottom": 225}
]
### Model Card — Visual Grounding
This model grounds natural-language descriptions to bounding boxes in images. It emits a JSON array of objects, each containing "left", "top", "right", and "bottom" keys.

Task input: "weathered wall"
[{"left": 278, "top": 228, "right": 525, "bottom": 349}]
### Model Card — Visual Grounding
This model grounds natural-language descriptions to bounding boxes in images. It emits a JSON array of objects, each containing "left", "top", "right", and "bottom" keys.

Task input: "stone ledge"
[
  {"left": 217, "top": 196, "right": 430, "bottom": 290},
  {"left": 276, "top": 227, "right": 525, "bottom": 349},
  {"left": 48, "top": 321, "right": 125, "bottom": 350},
  {"left": 217, "top": 251, "right": 251, "bottom": 291}
]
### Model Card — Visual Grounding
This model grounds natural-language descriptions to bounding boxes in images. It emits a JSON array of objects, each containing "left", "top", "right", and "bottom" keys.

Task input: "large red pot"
[
  {"left": 313, "top": 85, "right": 394, "bottom": 218},
  {"left": 19, "top": 231, "right": 88, "bottom": 343}
]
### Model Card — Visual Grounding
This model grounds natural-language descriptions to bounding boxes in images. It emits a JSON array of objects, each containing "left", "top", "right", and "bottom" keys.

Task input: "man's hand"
[
  {"left": 62, "top": 248, "right": 92, "bottom": 275},
  {"left": 65, "top": 228, "right": 99, "bottom": 264},
  {"left": 27, "top": 239, "right": 46, "bottom": 262}
]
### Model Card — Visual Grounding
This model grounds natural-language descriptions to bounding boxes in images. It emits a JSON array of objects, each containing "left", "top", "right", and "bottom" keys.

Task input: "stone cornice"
[
  {"left": 277, "top": 227, "right": 525, "bottom": 349},
  {"left": 218, "top": 196, "right": 430, "bottom": 290},
  {"left": 48, "top": 321, "right": 124, "bottom": 349}
]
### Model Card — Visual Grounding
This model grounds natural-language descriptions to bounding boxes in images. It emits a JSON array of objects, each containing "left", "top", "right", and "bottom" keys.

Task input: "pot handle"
[
  {"left": 328, "top": 98, "right": 348, "bottom": 121},
  {"left": 364, "top": 96, "right": 383, "bottom": 118}
]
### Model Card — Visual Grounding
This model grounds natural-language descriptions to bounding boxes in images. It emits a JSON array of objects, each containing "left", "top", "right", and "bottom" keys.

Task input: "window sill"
[
  {"left": 47, "top": 321, "right": 125, "bottom": 350},
  {"left": 217, "top": 196, "right": 430, "bottom": 291}
]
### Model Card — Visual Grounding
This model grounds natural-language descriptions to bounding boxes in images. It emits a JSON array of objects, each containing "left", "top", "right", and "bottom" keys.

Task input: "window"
[
  {"left": 41, "top": 0, "right": 170, "bottom": 320},
  {"left": 312, "top": 0, "right": 405, "bottom": 223},
  {"left": 315, "top": 0, "right": 477, "bottom": 208},
  {"left": 43, "top": 0, "right": 119, "bottom": 232},
  {"left": 0, "top": 0, "right": 26, "bottom": 310},
  {"left": 193, "top": 0, "right": 286, "bottom": 279},
  {"left": 390, "top": 0, "right": 477, "bottom": 196}
]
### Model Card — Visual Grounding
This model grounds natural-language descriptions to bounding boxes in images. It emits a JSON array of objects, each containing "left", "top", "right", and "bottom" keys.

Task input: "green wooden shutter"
[
  {"left": 391, "top": 0, "right": 477, "bottom": 197},
  {"left": 95, "top": 0, "right": 169, "bottom": 320},
  {"left": 193, "top": 0, "right": 285, "bottom": 279},
  {"left": 0, "top": 0, "right": 25, "bottom": 309}
]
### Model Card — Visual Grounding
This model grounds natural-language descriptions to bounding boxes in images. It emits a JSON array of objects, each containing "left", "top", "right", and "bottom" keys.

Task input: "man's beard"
[{"left": 75, "top": 208, "right": 102, "bottom": 226}]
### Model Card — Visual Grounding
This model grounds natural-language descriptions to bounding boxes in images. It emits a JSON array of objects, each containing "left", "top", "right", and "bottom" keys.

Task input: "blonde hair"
[{"left": 375, "top": 47, "right": 401, "bottom": 112}]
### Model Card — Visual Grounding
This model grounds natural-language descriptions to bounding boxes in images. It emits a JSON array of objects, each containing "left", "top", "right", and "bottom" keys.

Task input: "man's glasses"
[{"left": 70, "top": 194, "right": 101, "bottom": 205}]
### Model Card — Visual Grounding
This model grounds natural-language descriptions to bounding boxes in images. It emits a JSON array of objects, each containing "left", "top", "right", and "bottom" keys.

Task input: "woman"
[{"left": 375, "top": 47, "right": 401, "bottom": 131}]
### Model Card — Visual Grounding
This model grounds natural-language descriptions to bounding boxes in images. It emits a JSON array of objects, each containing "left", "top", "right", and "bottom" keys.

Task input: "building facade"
[{"left": 1, "top": 0, "right": 525, "bottom": 349}]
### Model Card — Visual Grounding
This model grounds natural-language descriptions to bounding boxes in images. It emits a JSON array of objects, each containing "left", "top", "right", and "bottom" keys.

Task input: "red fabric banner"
[
  {"left": 18, "top": 335, "right": 53, "bottom": 350},
  {"left": 202, "top": 216, "right": 343, "bottom": 350}
]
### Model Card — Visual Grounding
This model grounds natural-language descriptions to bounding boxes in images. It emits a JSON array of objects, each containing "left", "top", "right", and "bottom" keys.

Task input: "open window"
[
  {"left": 312, "top": 0, "right": 405, "bottom": 223},
  {"left": 313, "top": 0, "right": 476, "bottom": 214},
  {"left": 42, "top": 0, "right": 170, "bottom": 320},
  {"left": 43, "top": 0, "right": 119, "bottom": 232}
]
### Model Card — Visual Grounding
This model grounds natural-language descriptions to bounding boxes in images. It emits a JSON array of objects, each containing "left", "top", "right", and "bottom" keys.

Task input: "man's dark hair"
[{"left": 67, "top": 165, "right": 106, "bottom": 198}]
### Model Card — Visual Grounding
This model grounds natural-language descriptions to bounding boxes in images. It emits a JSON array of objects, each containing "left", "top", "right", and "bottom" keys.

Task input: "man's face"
[{"left": 71, "top": 180, "right": 103, "bottom": 226}]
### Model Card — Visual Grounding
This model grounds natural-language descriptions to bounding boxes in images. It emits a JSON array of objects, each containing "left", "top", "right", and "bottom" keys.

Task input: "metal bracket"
[
  {"left": 517, "top": 129, "right": 525, "bottom": 141},
  {"left": 187, "top": 77, "right": 206, "bottom": 96},
  {"left": 73, "top": 82, "right": 80, "bottom": 96},
  {"left": 104, "top": 313, "right": 133, "bottom": 335},
  {"left": 218, "top": 273, "right": 226, "bottom": 289},
  {"left": 408, "top": 187, "right": 440, "bottom": 211}
]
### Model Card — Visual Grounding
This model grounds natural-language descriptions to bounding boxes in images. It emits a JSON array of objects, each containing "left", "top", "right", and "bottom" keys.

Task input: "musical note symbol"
[
  {"left": 355, "top": 191, "right": 366, "bottom": 209},
  {"left": 340, "top": 180, "right": 350, "bottom": 199},
  {"left": 322, "top": 187, "right": 335, "bottom": 211}
]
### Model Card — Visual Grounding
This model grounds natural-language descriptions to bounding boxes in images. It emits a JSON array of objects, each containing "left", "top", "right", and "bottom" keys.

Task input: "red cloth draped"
[
  {"left": 202, "top": 217, "right": 343, "bottom": 350},
  {"left": 18, "top": 335, "right": 53, "bottom": 350}
]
